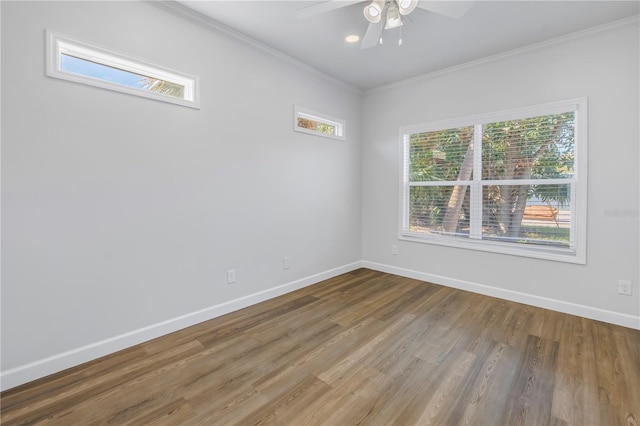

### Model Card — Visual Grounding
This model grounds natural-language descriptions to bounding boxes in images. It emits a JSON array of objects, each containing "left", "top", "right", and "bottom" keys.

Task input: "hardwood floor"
[{"left": 2, "top": 269, "right": 639, "bottom": 425}]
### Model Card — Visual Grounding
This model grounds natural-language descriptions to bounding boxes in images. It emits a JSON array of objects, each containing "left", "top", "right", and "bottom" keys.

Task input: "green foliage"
[
  {"left": 482, "top": 112, "right": 574, "bottom": 202},
  {"left": 408, "top": 127, "right": 473, "bottom": 231},
  {"left": 519, "top": 225, "right": 570, "bottom": 245},
  {"left": 408, "top": 112, "right": 575, "bottom": 244},
  {"left": 140, "top": 77, "right": 185, "bottom": 98},
  {"left": 297, "top": 117, "right": 336, "bottom": 136},
  {"left": 316, "top": 122, "right": 336, "bottom": 135},
  {"left": 409, "top": 126, "right": 473, "bottom": 182}
]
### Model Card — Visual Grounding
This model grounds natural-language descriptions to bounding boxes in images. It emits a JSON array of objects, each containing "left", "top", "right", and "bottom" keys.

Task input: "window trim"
[
  {"left": 294, "top": 105, "right": 345, "bottom": 140},
  {"left": 399, "top": 98, "right": 588, "bottom": 264},
  {"left": 46, "top": 30, "right": 200, "bottom": 109}
]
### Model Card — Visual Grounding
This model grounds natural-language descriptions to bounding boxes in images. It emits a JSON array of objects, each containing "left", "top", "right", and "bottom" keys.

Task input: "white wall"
[
  {"left": 361, "top": 20, "right": 639, "bottom": 325},
  {"left": 1, "top": 1, "right": 362, "bottom": 388}
]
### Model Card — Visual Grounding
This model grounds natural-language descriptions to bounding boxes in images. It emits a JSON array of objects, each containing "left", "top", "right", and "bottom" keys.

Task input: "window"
[
  {"left": 401, "top": 98, "right": 587, "bottom": 263},
  {"left": 46, "top": 30, "right": 199, "bottom": 108},
  {"left": 294, "top": 106, "right": 345, "bottom": 140}
]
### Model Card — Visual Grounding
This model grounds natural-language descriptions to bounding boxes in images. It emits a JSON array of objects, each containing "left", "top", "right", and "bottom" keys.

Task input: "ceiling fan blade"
[
  {"left": 416, "top": 0, "right": 474, "bottom": 19},
  {"left": 294, "top": 0, "right": 363, "bottom": 19},
  {"left": 360, "top": 20, "right": 384, "bottom": 49}
]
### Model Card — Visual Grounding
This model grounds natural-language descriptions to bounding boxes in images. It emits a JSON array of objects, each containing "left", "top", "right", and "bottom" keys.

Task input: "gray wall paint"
[
  {"left": 1, "top": 1, "right": 362, "bottom": 371},
  {"left": 361, "top": 22, "right": 639, "bottom": 318}
]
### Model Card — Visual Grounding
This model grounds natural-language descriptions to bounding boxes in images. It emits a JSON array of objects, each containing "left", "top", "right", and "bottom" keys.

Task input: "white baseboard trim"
[
  {"left": 362, "top": 261, "right": 640, "bottom": 331},
  {"left": 0, "top": 261, "right": 363, "bottom": 392},
  {"left": 4, "top": 260, "right": 637, "bottom": 391}
]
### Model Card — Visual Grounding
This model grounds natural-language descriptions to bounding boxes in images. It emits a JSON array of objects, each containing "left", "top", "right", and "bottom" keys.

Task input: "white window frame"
[
  {"left": 46, "top": 30, "right": 200, "bottom": 109},
  {"left": 399, "top": 98, "right": 587, "bottom": 264},
  {"left": 294, "top": 105, "right": 345, "bottom": 140}
]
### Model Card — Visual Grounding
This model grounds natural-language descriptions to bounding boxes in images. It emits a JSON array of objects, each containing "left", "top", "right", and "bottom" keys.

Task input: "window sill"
[{"left": 399, "top": 232, "right": 586, "bottom": 264}]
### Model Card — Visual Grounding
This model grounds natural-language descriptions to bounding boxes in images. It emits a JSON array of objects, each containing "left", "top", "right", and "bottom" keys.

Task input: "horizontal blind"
[
  {"left": 404, "top": 126, "right": 474, "bottom": 236},
  {"left": 403, "top": 108, "right": 576, "bottom": 250},
  {"left": 477, "top": 111, "right": 575, "bottom": 248},
  {"left": 482, "top": 112, "right": 575, "bottom": 180}
]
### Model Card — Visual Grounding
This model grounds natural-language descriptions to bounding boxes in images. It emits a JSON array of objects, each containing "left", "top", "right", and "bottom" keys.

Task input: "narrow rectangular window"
[
  {"left": 401, "top": 99, "right": 587, "bottom": 263},
  {"left": 294, "top": 106, "right": 345, "bottom": 140},
  {"left": 46, "top": 30, "right": 199, "bottom": 108}
]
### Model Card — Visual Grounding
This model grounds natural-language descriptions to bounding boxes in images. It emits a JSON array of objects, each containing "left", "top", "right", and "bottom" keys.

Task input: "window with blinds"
[{"left": 400, "top": 99, "right": 587, "bottom": 263}]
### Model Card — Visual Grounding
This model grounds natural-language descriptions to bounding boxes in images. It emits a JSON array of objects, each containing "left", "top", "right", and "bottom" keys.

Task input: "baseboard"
[
  {"left": 4, "top": 260, "right": 637, "bottom": 391},
  {"left": 362, "top": 261, "right": 640, "bottom": 330},
  {"left": 0, "top": 261, "right": 363, "bottom": 392}
]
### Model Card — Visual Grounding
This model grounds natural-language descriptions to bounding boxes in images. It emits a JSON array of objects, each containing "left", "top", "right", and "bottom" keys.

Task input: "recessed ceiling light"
[{"left": 345, "top": 34, "right": 360, "bottom": 43}]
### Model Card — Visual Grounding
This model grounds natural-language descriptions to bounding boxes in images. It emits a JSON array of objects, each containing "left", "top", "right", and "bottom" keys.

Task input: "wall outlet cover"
[{"left": 618, "top": 280, "right": 632, "bottom": 296}]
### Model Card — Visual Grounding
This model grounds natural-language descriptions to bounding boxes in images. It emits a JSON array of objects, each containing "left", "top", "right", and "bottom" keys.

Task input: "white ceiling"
[{"left": 176, "top": 0, "right": 639, "bottom": 90}]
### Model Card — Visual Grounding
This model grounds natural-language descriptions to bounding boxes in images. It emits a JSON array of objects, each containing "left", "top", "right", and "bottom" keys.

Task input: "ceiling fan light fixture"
[
  {"left": 397, "top": 0, "right": 418, "bottom": 15},
  {"left": 384, "top": 5, "right": 403, "bottom": 29},
  {"left": 363, "top": 0, "right": 385, "bottom": 23}
]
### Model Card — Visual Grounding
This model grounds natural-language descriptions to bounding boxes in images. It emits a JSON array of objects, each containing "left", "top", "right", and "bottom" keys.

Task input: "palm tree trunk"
[
  {"left": 442, "top": 140, "right": 474, "bottom": 233},
  {"left": 507, "top": 169, "right": 531, "bottom": 239}
]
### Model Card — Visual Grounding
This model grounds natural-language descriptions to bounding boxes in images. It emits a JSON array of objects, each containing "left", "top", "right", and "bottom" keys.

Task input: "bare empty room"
[{"left": 1, "top": 1, "right": 639, "bottom": 424}]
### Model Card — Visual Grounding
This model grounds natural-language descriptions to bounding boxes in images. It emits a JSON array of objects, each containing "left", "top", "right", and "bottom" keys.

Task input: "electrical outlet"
[
  {"left": 283, "top": 256, "right": 291, "bottom": 270},
  {"left": 618, "top": 280, "right": 632, "bottom": 296},
  {"left": 227, "top": 269, "right": 236, "bottom": 284},
  {"left": 392, "top": 245, "right": 399, "bottom": 255}
]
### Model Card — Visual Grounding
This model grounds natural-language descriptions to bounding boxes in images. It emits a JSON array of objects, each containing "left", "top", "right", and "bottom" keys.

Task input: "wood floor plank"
[
  {"left": 1, "top": 339, "right": 204, "bottom": 425},
  {"left": 317, "top": 313, "right": 415, "bottom": 385},
  {"left": 187, "top": 384, "right": 270, "bottom": 424},
  {"left": 251, "top": 315, "right": 385, "bottom": 394},
  {"left": 234, "top": 374, "right": 331, "bottom": 425},
  {"left": 366, "top": 315, "right": 436, "bottom": 375},
  {"left": 448, "top": 340, "right": 520, "bottom": 425},
  {"left": 552, "top": 316, "right": 601, "bottom": 425},
  {"left": 195, "top": 294, "right": 319, "bottom": 348},
  {"left": 0, "top": 345, "right": 149, "bottom": 412},
  {"left": 2, "top": 268, "right": 639, "bottom": 426},
  {"left": 608, "top": 326, "right": 640, "bottom": 424},
  {"left": 313, "top": 364, "right": 388, "bottom": 425},
  {"left": 394, "top": 348, "right": 477, "bottom": 425},
  {"left": 498, "top": 334, "right": 559, "bottom": 425},
  {"left": 529, "top": 306, "right": 566, "bottom": 342},
  {"left": 128, "top": 398, "right": 194, "bottom": 426},
  {"left": 327, "top": 274, "right": 406, "bottom": 326},
  {"left": 358, "top": 356, "right": 438, "bottom": 425}
]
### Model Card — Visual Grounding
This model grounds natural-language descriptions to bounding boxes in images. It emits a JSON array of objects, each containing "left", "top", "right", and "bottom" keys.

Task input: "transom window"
[
  {"left": 400, "top": 99, "right": 587, "bottom": 263},
  {"left": 294, "top": 106, "right": 345, "bottom": 140},
  {"left": 46, "top": 30, "right": 199, "bottom": 108}
]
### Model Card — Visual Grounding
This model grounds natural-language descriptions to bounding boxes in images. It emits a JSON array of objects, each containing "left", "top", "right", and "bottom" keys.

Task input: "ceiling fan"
[{"left": 295, "top": 0, "right": 474, "bottom": 49}]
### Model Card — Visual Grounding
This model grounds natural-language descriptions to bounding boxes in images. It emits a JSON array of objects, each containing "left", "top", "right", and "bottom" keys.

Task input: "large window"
[
  {"left": 46, "top": 30, "right": 199, "bottom": 108},
  {"left": 400, "top": 99, "right": 587, "bottom": 263}
]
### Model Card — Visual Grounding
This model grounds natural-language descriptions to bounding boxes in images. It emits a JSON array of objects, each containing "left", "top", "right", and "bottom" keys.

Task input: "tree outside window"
[{"left": 402, "top": 100, "right": 585, "bottom": 262}]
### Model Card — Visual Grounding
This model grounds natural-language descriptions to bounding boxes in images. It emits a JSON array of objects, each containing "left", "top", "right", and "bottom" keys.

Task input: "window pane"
[
  {"left": 297, "top": 117, "right": 336, "bottom": 135},
  {"left": 409, "top": 185, "right": 471, "bottom": 236},
  {"left": 61, "top": 54, "right": 185, "bottom": 99},
  {"left": 481, "top": 184, "right": 571, "bottom": 247},
  {"left": 409, "top": 127, "right": 474, "bottom": 182},
  {"left": 482, "top": 112, "right": 575, "bottom": 180},
  {"left": 294, "top": 107, "right": 345, "bottom": 140}
]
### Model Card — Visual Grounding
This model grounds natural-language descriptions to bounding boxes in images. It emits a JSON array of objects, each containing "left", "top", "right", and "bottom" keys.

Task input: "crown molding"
[
  {"left": 365, "top": 14, "right": 640, "bottom": 95},
  {"left": 146, "top": 2, "right": 637, "bottom": 96},
  {"left": 147, "top": 0, "right": 362, "bottom": 95}
]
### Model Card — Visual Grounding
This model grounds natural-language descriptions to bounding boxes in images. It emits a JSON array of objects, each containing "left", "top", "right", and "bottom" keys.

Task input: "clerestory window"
[
  {"left": 46, "top": 30, "right": 199, "bottom": 108},
  {"left": 400, "top": 98, "right": 587, "bottom": 263},
  {"left": 294, "top": 106, "right": 345, "bottom": 140}
]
